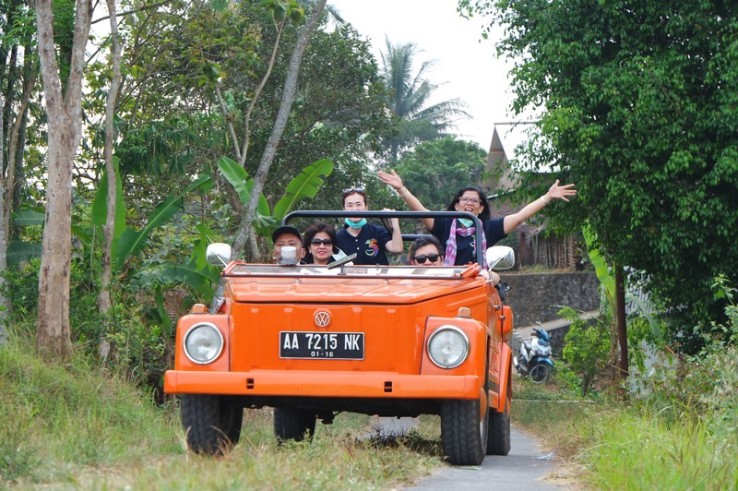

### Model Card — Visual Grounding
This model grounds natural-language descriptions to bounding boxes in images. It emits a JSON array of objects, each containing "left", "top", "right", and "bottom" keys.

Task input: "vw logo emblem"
[{"left": 314, "top": 311, "right": 331, "bottom": 328}]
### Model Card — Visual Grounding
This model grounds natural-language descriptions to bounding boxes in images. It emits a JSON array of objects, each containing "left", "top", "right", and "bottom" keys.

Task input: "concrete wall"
[{"left": 501, "top": 271, "right": 600, "bottom": 328}]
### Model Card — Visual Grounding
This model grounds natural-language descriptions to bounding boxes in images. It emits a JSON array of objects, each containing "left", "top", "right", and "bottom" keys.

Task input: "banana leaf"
[
  {"left": 273, "top": 158, "right": 334, "bottom": 221},
  {"left": 216, "top": 156, "right": 271, "bottom": 217},
  {"left": 6, "top": 241, "right": 42, "bottom": 265},
  {"left": 113, "top": 174, "right": 212, "bottom": 270},
  {"left": 583, "top": 224, "right": 615, "bottom": 304}
]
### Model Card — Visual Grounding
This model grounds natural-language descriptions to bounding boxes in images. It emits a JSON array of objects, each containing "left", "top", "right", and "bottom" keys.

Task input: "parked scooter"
[{"left": 513, "top": 327, "right": 553, "bottom": 383}]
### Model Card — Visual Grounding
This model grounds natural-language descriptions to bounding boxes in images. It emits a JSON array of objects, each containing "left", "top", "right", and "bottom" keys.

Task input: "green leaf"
[
  {"left": 140, "top": 263, "right": 220, "bottom": 298},
  {"left": 583, "top": 224, "right": 615, "bottom": 303},
  {"left": 273, "top": 159, "right": 334, "bottom": 220},
  {"left": 114, "top": 175, "right": 212, "bottom": 270},
  {"left": 6, "top": 241, "right": 42, "bottom": 265},
  {"left": 216, "top": 155, "right": 271, "bottom": 217},
  {"left": 12, "top": 209, "right": 45, "bottom": 227}
]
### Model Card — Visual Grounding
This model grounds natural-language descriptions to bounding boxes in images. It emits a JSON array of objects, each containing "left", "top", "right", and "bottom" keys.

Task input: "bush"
[{"left": 560, "top": 306, "right": 611, "bottom": 395}]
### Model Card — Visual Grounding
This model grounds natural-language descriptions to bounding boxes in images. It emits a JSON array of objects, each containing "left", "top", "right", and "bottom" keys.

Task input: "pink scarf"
[{"left": 444, "top": 219, "right": 487, "bottom": 267}]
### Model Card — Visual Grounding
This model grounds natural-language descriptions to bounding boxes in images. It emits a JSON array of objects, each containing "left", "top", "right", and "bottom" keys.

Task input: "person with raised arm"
[{"left": 378, "top": 170, "right": 576, "bottom": 266}]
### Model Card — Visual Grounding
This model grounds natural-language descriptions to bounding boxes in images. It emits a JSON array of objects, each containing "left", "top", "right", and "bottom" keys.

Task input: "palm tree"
[{"left": 380, "top": 39, "right": 470, "bottom": 164}]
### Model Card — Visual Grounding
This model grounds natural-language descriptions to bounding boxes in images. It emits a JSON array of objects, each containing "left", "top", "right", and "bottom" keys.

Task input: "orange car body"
[{"left": 165, "top": 263, "right": 513, "bottom": 407}]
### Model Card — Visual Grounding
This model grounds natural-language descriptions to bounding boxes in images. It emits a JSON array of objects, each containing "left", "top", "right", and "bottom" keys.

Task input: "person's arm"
[
  {"left": 384, "top": 216, "right": 404, "bottom": 253},
  {"left": 377, "top": 170, "right": 434, "bottom": 230},
  {"left": 503, "top": 179, "right": 576, "bottom": 234}
]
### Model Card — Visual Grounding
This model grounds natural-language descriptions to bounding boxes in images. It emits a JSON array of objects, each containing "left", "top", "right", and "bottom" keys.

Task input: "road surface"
[{"left": 401, "top": 425, "right": 565, "bottom": 490}]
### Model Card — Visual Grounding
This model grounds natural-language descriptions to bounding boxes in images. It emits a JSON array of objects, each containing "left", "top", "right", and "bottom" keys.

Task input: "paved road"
[{"left": 402, "top": 426, "right": 563, "bottom": 490}]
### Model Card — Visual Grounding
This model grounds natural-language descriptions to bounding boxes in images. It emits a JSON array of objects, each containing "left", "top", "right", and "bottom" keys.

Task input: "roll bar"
[{"left": 282, "top": 210, "right": 485, "bottom": 265}]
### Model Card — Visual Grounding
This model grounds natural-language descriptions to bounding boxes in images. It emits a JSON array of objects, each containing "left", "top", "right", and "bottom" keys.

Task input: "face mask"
[
  {"left": 345, "top": 218, "right": 367, "bottom": 228},
  {"left": 458, "top": 218, "right": 474, "bottom": 228}
]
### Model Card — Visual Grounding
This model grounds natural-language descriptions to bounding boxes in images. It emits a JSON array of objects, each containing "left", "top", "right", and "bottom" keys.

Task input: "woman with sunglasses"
[
  {"left": 303, "top": 222, "right": 346, "bottom": 266},
  {"left": 336, "top": 187, "right": 403, "bottom": 265},
  {"left": 378, "top": 170, "right": 576, "bottom": 267}
]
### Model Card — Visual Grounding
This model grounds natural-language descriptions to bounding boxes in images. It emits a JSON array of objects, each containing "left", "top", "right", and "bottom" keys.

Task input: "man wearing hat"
[{"left": 271, "top": 225, "right": 305, "bottom": 264}]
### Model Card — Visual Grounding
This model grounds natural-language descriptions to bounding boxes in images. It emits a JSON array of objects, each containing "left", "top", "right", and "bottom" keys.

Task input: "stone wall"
[{"left": 501, "top": 271, "right": 600, "bottom": 327}]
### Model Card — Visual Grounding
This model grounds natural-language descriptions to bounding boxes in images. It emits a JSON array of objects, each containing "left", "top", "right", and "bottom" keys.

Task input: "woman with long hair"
[{"left": 378, "top": 170, "right": 576, "bottom": 266}]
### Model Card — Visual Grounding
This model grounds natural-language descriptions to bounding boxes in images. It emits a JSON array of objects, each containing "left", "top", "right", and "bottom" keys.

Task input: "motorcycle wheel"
[{"left": 529, "top": 363, "right": 552, "bottom": 384}]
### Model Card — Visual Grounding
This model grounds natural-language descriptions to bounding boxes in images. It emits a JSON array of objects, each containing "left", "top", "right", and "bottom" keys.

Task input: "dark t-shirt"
[
  {"left": 336, "top": 223, "right": 392, "bottom": 265},
  {"left": 431, "top": 217, "right": 506, "bottom": 265}
]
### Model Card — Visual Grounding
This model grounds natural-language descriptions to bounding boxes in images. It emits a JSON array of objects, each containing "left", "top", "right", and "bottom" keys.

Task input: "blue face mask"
[
  {"left": 458, "top": 218, "right": 474, "bottom": 228},
  {"left": 345, "top": 218, "right": 367, "bottom": 228}
]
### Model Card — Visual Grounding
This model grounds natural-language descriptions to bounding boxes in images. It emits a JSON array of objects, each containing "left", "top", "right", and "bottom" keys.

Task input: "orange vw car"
[{"left": 164, "top": 211, "right": 515, "bottom": 466}]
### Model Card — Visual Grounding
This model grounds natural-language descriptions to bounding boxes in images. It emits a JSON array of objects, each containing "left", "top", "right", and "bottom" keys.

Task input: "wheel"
[
  {"left": 440, "top": 399, "right": 488, "bottom": 466},
  {"left": 487, "top": 386, "right": 511, "bottom": 455},
  {"left": 274, "top": 407, "right": 317, "bottom": 443},
  {"left": 529, "top": 362, "right": 552, "bottom": 384},
  {"left": 181, "top": 395, "right": 243, "bottom": 455}
]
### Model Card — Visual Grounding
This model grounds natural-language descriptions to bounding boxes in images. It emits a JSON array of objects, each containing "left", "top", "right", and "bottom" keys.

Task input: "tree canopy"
[{"left": 462, "top": 0, "right": 738, "bottom": 349}]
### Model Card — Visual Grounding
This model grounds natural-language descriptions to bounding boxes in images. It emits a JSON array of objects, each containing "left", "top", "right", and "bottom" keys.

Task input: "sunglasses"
[
  {"left": 310, "top": 238, "right": 333, "bottom": 246},
  {"left": 342, "top": 186, "right": 366, "bottom": 195},
  {"left": 413, "top": 253, "right": 441, "bottom": 263}
]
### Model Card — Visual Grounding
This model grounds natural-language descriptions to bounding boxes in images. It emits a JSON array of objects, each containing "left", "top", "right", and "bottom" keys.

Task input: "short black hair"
[{"left": 409, "top": 236, "right": 444, "bottom": 260}]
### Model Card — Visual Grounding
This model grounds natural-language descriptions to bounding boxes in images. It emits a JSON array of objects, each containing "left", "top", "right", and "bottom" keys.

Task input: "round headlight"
[
  {"left": 184, "top": 322, "right": 224, "bottom": 364},
  {"left": 427, "top": 326, "right": 469, "bottom": 369}
]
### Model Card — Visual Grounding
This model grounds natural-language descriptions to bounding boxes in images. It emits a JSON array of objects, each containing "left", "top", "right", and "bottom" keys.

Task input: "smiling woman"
[
  {"left": 378, "top": 169, "right": 576, "bottom": 267},
  {"left": 303, "top": 221, "right": 344, "bottom": 266}
]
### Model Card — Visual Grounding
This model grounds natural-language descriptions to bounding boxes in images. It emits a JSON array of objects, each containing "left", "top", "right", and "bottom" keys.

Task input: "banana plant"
[{"left": 217, "top": 155, "right": 334, "bottom": 237}]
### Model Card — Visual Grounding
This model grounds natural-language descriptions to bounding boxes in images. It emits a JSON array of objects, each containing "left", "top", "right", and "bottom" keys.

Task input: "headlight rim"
[
  {"left": 427, "top": 325, "right": 470, "bottom": 369},
  {"left": 183, "top": 322, "right": 224, "bottom": 365}
]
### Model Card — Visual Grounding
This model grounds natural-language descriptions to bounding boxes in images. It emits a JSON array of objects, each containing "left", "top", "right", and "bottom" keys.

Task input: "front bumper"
[{"left": 164, "top": 369, "right": 480, "bottom": 399}]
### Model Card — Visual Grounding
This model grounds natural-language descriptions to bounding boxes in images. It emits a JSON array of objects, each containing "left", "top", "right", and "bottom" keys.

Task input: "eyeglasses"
[
  {"left": 310, "top": 238, "right": 333, "bottom": 246},
  {"left": 342, "top": 186, "right": 366, "bottom": 195},
  {"left": 413, "top": 253, "right": 441, "bottom": 263},
  {"left": 459, "top": 197, "right": 481, "bottom": 205}
]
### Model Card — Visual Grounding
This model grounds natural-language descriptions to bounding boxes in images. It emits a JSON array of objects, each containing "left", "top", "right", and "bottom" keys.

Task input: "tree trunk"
[
  {"left": 615, "top": 266, "right": 628, "bottom": 378},
  {"left": 231, "top": 0, "right": 327, "bottom": 258},
  {"left": 35, "top": 0, "right": 93, "bottom": 360},
  {"left": 0, "top": 92, "right": 5, "bottom": 343},
  {"left": 97, "top": 0, "right": 123, "bottom": 362},
  {"left": 0, "top": 41, "right": 37, "bottom": 328}
]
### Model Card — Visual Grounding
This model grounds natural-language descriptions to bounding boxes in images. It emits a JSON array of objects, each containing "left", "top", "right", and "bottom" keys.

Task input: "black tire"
[
  {"left": 181, "top": 394, "right": 243, "bottom": 455},
  {"left": 440, "top": 399, "right": 488, "bottom": 466},
  {"left": 274, "top": 407, "right": 317, "bottom": 443},
  {"left": 529, "top": 362, "right": 552, "bottom": 384},
  {"left": 487, "top": 386, "right": 511, "bottom": 455}
]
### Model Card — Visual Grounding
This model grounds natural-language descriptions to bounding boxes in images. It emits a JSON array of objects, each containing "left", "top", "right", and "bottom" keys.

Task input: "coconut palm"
[{"left": 380, "top": 39, "right": 470, "bottom": 164}]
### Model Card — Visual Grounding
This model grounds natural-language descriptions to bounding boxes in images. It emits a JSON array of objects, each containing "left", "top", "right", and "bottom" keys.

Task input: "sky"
[{"left": 328, "top": 0, "right": 519, "bottom": 151}]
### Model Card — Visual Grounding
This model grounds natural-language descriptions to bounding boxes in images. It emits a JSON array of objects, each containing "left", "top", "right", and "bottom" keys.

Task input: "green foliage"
[
  {"left": 392, "top": 137, "right": 487, "bottom": 210},
  {"left": 218, "top": 156, "right": 334, "bottom": 237},
  {"left": 472, "top": 0, "right": 738, "bottom": 351},
  {"left": 0, "top": 334, "right": 177, "bottom": 485},
  {"left": 560, "top": 306, "right": 611, "bottom": 396},
  {"left": 633, "top": 277, "right": 738, "bottom": 436}
]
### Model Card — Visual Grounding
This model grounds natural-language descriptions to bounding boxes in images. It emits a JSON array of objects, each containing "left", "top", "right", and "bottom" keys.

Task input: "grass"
[
  {"left": 0, "top": 335, "right": 443, "bottom": 490},
  {"left": 512, "top": 374, "right": 738, "bottom": 490}
]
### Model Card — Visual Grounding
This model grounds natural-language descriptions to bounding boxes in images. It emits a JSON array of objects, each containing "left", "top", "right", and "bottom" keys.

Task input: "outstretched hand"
[
  {"left": 377, "top": 170, "right": 403, "bottom": 190},
  {"left": 547, "top": 179, "right": 577, "bottom": 202}
]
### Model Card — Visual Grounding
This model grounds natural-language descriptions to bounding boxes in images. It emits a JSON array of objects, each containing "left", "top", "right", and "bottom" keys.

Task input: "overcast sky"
[{"left": 328, "top": 0, "right": 517, "bottom": 150}]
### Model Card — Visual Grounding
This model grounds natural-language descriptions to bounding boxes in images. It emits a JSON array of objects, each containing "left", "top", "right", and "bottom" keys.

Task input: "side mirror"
[
  {"left": 206, "top": 243, "right": 232, "bottom": 266},
  {"left": 486, "top": 246, "right": 515, "bottom": 270}
]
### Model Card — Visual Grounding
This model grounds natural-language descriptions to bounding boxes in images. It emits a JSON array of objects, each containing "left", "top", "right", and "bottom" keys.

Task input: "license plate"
[{"left": 279, "top": 331, "right": 364, "bottom": 360}]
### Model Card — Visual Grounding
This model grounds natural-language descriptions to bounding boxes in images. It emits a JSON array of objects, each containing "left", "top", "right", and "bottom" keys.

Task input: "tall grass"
[
  {"left": 0, "top": 332, "right": 442, "bottom": 489},
  {"left": 513, "top": 373, "right": 737, "bottom": 490}
]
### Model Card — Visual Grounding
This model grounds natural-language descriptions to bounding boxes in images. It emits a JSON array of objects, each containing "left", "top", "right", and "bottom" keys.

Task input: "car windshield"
[{"left": 225, "top": 264, "right": 470, "bottom": 278}]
